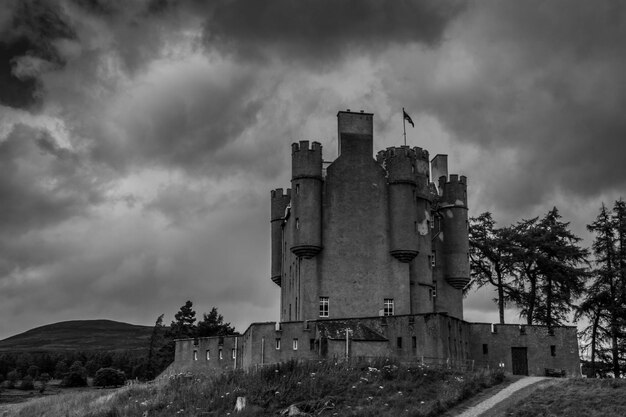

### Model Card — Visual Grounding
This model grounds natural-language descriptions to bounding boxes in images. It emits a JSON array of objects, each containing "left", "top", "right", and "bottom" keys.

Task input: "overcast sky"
[{"left": 1, "top": 0, "right": 625, "bottom": 340}]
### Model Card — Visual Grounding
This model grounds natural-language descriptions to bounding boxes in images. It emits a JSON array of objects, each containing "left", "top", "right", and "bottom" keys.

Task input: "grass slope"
[
  {"left": 0, "top": 320, "right": 154, "bottom": 353},
  {"left": 505, "top": 378, "right": 626, "bottom": 417},
  {"left": 4, "top": 359, "right": 506, "bottom": 417}
]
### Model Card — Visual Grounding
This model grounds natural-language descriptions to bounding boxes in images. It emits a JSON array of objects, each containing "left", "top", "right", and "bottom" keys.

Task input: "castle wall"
[
  {"left": 468, "top": 323, "right": 581, "bottom": 376},
  {"left": 171, "top": 315, "right": 579, "bottom": 379},
  {"left": 175, "top": 335, "right": 240, "bottom": 373}
]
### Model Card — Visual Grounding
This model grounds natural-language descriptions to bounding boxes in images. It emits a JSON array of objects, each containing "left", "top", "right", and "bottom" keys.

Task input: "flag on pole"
[{"left": 403, "top": 109, "right": 414, "bottom": 128}]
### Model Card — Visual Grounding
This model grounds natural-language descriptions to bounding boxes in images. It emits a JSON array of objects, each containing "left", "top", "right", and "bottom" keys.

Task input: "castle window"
[
  {"left": 431, "top": 251, "right": 436, "bottom": 267},
  {"left": 296, "top": 218, "right": 300, "bottom": 229},
  {"left": 383, "top": 299, "right": 394, "bottom": 316},
  {"left": 275, "top": 338, "right": 281, "bottom": 350},
  {"left": 550, "top": 345, "right": 556, "bottom": 356},
  {"left": 193, "top": 350, "right": 198, "bottom": 361},
  {"left": 414, "top": 221, "right": 417, "bottom": 233},
  {"left": 296, "top": 184, "right": 300, "bottom": 194},
  {"left": 218, "top": 348, "right": 223, "bottom": 360},
  {"left": 319, "top": 297, "right": 329, "bottom": 317},
  {"left": 310, "top": 339, "right": 316, "bottom": 351},
  {"left": 483, "top": 344, "right": 488, "bottom": 355},
  {"left": 397, "top": 337, "right": 403, "bottom": 349},
  {"left": 293, "top": 338, "right": 298, "bottom": 350},
  {"left": 206, "top": 350, "right": 210, "bottom": 360},
  {"left": 232, "top": 349, "right": 236, "bottom": 359},
  {"left": 218, "top": 336, "right": 224, "bottom": 345},
  {"left": 412, "top": 336, "right": 417, "bottom": 349}
]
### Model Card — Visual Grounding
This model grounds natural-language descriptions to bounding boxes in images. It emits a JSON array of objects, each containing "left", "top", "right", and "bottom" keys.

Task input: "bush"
[
  {"left": 6, "top": 370, "right": 19, "bottom": 388},
  {"left": 62, "top": 362, "right": 88, "bottom": 387},
  {"left": 26, "top": 365, "right": 39, "bottom": 379},
  {"left": 93, "top": 368, "right": 126, "bottom": 387},
  {"left": 18, "top": 375, "right": 34, "bottom": 390}
]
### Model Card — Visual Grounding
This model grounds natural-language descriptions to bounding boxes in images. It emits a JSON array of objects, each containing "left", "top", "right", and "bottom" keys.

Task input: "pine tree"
[
  {"left": 583, "top": 201, "right": 626, "bottom": 377},
  {"left": 196, "top": 307, "right": 236, "bottom": 337},
  {"left": 469, "top": 212, "right": 517, "bottom": 324},
  {"left": 146, "top": 314, "right": 165, "bottom": 379},
  {"left": 511, "top": 208, "right": 588, "bottom": 327}
]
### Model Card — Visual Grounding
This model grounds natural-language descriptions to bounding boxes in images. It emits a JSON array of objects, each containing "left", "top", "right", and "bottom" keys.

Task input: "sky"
[{"left": 1, "top": 0, "right": 625, "bottom": 340}]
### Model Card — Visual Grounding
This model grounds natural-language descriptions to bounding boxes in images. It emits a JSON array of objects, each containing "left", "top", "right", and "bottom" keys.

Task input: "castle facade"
[{"left": 170, "top": 111, "right": 580, "bottom": 378}]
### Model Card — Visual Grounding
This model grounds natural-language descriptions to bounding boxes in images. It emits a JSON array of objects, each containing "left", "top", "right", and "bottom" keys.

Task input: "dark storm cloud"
[
  {"left": 0, "top": 124, "right": 105, "bottom": 234},
  {"left": 407, "top": 0, "right": 626, "bottom": 216},
  {"left": 201, "top": 0, "right": 466, "bottom": 63},
  {"left": 0, "top": 0, "right": 75, "bottom": 109}
]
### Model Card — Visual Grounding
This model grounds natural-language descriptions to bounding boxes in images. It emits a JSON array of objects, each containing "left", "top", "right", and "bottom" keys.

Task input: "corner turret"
[
  {"left": 291, "top": 141, "right": 323, "bottom": 258},
  {"left": 378, "top": 146, "right": 418, "bottom": 263},
  {"left": 438, "top": 174, "right": 469, "bottom": 289},
  {"left": 270, "top": 188, "right": 291, "bottom": 286}
]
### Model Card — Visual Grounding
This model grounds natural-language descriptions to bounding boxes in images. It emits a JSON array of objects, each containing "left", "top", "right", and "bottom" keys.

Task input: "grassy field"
[
  {"left": 505, "top": 378, "right": 626, "bottom": 417},
  {"left": 1, "top": 359, "right": 505, "bottom": 417}
]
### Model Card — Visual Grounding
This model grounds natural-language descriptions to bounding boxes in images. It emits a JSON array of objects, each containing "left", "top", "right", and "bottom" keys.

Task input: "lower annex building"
[{"left": 171, "top": 110, "right": 580, "bottom": 377}]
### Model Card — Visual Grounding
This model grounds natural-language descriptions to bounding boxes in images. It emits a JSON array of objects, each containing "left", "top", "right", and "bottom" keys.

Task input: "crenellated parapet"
[
  {"left": 438, "top": 174, "right": 468, "bottom": 207},
  {"left": 377, "top": 146, "right": 417, "bottom": 185},
  {"left": 271, "top": 188, "right": 291, "bottom": 221},
  {"left": 292, "top": 141, "right": 323, "bottom": 180}
]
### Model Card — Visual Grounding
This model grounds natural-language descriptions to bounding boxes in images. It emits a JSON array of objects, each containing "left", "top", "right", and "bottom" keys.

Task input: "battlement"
[
  {"left": 414, "top": 147, "right": 430, "bottom": 162},
  {"left": 271, "top": 188, "right": 292, "bottom": 199},
  {"left": 270, "top": 188, "right": 291, "bottom": 222},
  {"left": 438, "top": 174, "right": 468, "bottom": 207},
  {"left": 291, "top": 140, "right": 322, "bottom": 153},
  {"left": 438, "top": 174, "right": 468, "bottom": 187},
  {"left": 292, "top": 140, "right": 323, "bottom": 180}
]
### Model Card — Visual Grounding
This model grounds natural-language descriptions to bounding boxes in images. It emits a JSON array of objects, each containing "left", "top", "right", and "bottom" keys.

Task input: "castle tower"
[
  {"left": 377, "top": 146, "right": 419, "bottom": 262},
  {"left": 290, "top": 141, "right": 323, "bottom": 258},
  {"left": 270, "top": 188, "right": 291, "bottom": 286},
  {"left": 271, "top": 110, "right": 468, "bottom": 322},
  {"left": 410, "top": 147, "right": 435, "bottom": 314},
  {"left": 439, "top": 174, "right": 470, "bottom": 290}
]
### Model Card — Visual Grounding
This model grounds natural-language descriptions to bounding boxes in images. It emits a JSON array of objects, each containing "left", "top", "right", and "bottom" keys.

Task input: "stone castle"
[{"left": 171, "top": 110, "right": 580, "bottom": 377}]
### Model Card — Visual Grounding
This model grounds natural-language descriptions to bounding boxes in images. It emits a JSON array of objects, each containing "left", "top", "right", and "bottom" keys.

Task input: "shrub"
[
  {"left": 26, "top": 365, "right": 40, "bottom": 379},
  {"left": 62, "top": 362, "right": 88, "bottom": 387},
  {"left": 6, "top": 370, "right": 19, "bottom": 388},
  {"left": 54, "top": 361, "right": 69, "bottom": 379},
  {"left": 94, "top": 368, "right": 126, "bottom": 387},
  {"left": 18, "top": 375, "right": 34, "bottom": 390}
]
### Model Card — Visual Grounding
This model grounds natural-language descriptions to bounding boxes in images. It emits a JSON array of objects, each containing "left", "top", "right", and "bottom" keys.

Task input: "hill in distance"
[{"left": 0, "top": 319, "right": 156, "bottom": 354}]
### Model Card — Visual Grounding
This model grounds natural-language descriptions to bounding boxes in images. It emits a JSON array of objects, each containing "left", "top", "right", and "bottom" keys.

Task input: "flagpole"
[{"left": 402, "top": 107, "right": 407, "bottom": 146}]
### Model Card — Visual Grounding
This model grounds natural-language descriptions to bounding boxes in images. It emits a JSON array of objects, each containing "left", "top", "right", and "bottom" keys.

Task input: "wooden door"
[{"left": 511, "top": 347, "right": 528, "bottom": 375}]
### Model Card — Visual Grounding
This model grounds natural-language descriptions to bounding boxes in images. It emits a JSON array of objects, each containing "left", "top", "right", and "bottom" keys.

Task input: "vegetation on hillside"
[
  {"left": 0, "top": 320, "right": 154, "bottom": 353},
  {"left": 0, "top": 303, "right": 234, "bottom": 387},
  {"left": 505, "top": 378, "right": 626, "bottom": 417},
  {"left": 6, "top": 359, "right": 505, "bottom": 417}
]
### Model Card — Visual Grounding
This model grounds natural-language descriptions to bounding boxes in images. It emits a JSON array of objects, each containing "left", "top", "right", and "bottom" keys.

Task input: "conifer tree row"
[
  {"left": 470, "top": 202, "right": 626, "bottom": 377},
  {"left": 469, "top": 207, "right": 588, "bottom": 327}
]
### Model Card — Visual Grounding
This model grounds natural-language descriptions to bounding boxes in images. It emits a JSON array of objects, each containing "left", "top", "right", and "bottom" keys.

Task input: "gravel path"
[{"left": 453, "top": 376, "right": 551, "bottom": 417}]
